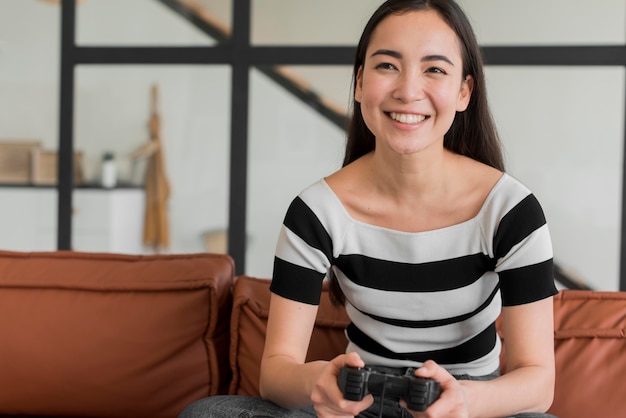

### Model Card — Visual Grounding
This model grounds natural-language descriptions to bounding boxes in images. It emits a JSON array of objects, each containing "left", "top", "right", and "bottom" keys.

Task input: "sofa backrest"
[
  {"left": 228, "top": 275, "right": 349, "bottom": 396},
  {"left": 228, "top": 277, "right": 626, "bottom": 418},
  {"left": 0, "top": 250, "right": 234, "bottom": 418},
  {"left": 1, "top": 252, "right": 624, "bottom": 418},
  {"left": 549, "top": 290, "right": 626, "bottom": 418}
]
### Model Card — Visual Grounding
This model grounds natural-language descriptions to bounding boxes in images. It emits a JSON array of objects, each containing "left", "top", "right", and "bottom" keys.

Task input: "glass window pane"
[
  {"left": 0, "top": 0, "right": 59, "bottom": 251},
  {"left": 486, "top": 66, "right": 625, "bottom": 290},
  {"left": 251, "top": 0, "right": 381, "bottom": 45},
  {"left": 0, "top": 0, "right": 59, "bottom": 151},
  {"left": 76, "top": 0, "right": 229, "bottom": 46},
  {"left": 459, "top": 0, "right": 626, "bottom": 45},
  {"left": 246, "top": 67, "right": 349, "bottom": 276},
  {"left": 274, "top": 65, "right": 354, "bottom": 114},
  {"left": 74, "top": 65, "right": 231, "bottom": 255}
]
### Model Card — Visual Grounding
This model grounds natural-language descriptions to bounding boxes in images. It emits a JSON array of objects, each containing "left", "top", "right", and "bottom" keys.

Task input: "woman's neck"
[{"left": 367, "top": 146, "right": 458, "bottom": 201}]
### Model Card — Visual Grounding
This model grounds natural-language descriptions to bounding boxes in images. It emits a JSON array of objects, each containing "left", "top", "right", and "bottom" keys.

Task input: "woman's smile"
[{"left": 388, "top": 112, "right": 429, "bottom": 125}]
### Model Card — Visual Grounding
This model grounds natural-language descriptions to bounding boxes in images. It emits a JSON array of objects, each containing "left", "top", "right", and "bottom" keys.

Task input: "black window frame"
[{"left": 58, "top": 0, "right": 626, "bottom": 290}]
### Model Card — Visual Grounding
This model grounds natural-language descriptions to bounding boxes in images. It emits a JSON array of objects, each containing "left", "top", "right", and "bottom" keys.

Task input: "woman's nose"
[{"left": 392, "top": 72, "right": 424, "bottom": 103}]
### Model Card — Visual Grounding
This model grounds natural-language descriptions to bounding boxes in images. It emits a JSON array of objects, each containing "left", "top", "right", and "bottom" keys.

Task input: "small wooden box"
[
  {"left": 31, "top": 149, "right": 84, "bottom": 186},
  {"left": 0, "top": 141, "right": 40, "bottom": 184}
]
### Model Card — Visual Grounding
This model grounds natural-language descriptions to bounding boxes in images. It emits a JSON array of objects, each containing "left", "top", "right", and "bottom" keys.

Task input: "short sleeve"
[
  {"left": 493, "top": 193, "right": 558, "bottom": 306},
  {"left": 270, "top": 196, "right": 333, "bottom": 305}
]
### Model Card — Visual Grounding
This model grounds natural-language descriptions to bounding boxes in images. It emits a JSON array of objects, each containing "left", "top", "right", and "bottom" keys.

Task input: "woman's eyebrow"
[
  {"left": 422, "top": 54, "right": 455, "bottom": 66},
  {"left": 370, "top": 50, "right": 455, "bottom": 66},
  {"left": 370, "top": 49, "right": 402, "bottom": 59}
]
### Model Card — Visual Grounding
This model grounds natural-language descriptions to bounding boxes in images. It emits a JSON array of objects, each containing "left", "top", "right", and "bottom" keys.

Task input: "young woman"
[{"left": 180, "top": 1, "right": 558, "bottom": 417}]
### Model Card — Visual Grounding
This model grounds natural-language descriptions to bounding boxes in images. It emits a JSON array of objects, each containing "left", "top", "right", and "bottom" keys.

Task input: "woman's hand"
[
  {"left": 404, "top": 360, "right": 469, "bottom": 418},
  {"left": 311, "top": 352, "right": 374, "bottom": 418}
]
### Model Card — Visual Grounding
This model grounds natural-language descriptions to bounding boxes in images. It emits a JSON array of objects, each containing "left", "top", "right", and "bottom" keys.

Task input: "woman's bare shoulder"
[
  {"left": 457, "top": 156, "right": 503, "bottom": 189},
  {"left": 324, "top": 157, "right": 368, "bottom": 193},
  {"left": 449, "top": 156, "right": 504, "bottom": 220}
]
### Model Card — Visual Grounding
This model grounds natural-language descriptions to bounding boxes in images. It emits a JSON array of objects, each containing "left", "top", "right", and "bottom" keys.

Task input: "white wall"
[
  {"left": 458, "top": 0, "right": 626, "bottom": 45},
  {"left": 1, "top": 0, "right": 625, "bottom": 290}
]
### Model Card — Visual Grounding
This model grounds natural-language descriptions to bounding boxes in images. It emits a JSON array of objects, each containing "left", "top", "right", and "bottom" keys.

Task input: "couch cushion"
[
  {"left": 0, "top": 250, "right": 234, "bottom": 418},
  {"left": 548, "top": 290, "right": 626, "bottom": 418},
  {"left": 228, "top": 276, "right": 349, "bottom": 396}
]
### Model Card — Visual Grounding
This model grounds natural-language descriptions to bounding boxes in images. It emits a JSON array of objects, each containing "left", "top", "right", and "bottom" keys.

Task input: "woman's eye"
[
  {"left": 426, "top": 67, "right": 446, "bottom": 74},
  {"left": 376, "top": 63, "right": 396, "bottom": 70}
]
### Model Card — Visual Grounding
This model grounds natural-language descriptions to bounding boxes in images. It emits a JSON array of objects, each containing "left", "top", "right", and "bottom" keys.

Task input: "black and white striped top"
[{"left": 271, "top": 173, "right": 557, "bottom": 376}]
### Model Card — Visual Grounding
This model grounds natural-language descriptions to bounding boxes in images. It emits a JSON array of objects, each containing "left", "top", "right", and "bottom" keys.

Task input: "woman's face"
[{"left": 355, "top": 10, "right": 473, "bottom": 157}]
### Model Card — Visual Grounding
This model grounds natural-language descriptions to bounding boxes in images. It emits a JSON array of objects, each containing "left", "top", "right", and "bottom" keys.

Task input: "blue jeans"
[{"left": 179, "top": 368, "right": 558, "bottom": 418}]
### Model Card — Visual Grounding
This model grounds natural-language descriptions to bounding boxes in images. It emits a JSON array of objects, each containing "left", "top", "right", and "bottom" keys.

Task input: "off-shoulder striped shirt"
[{"left": 271, "top": 173, "right": 557, "bottom": 376}]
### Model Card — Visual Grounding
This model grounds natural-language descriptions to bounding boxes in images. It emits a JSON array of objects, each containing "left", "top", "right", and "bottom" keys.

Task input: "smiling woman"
[
  {"left": 179, "top": 1, "right": 558, "bottom": 417},
  {"left": 354, "top": 10, "right": 472, "bottom": 159},
  {"left": 344, "top": 4, "right": 503, "bottom": 174}
]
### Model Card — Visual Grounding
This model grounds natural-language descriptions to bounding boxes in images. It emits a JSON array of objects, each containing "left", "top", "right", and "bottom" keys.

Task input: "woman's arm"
[
  {"left": 414, "top": 297, "right": 555, "bottom": 418},
  {"left": 477, "top": 296, "right": 556, "bottom": 414},
  {"left": 260, "top": 292, "right": 323, "bottom": 408},
  {"left": 260, "top": 292, "right": 372, "bottom": 416}
]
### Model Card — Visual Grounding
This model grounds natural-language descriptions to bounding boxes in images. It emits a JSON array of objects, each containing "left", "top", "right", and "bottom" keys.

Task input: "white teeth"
[{"left": 390, "top": 112, "right": 426, "bottom": 124}]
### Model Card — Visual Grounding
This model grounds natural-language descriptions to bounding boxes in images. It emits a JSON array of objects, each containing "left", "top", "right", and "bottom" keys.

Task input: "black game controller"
[{"left": 338, "top": 366, "right": 440, "bottom": 412}]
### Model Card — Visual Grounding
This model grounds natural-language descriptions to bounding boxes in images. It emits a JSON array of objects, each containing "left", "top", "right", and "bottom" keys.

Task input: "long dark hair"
[
  {"left": 330, "top": 0, "right": 504, "bottom": 306},
  {"left": 343, "top": 0, "right": 504, "bottom": 170}
]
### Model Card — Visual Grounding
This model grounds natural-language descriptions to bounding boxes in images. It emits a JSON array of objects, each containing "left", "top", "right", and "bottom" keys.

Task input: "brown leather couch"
[{"left": 0, "top": 250, "right": 624, "bottom": 418}]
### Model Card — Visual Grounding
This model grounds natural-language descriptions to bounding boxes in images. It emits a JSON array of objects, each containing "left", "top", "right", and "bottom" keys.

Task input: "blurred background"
[{"left": 0, "top": 0, "right": 624, "bottom": 291}]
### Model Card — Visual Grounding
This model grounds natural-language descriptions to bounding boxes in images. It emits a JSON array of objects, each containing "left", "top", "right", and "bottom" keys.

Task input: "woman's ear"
[
  {"left": 456, "top": 74, "right": 474, "bottom": 112},
  {"left": 354, "top": 66, "right": 364, "bottom": 103}
]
